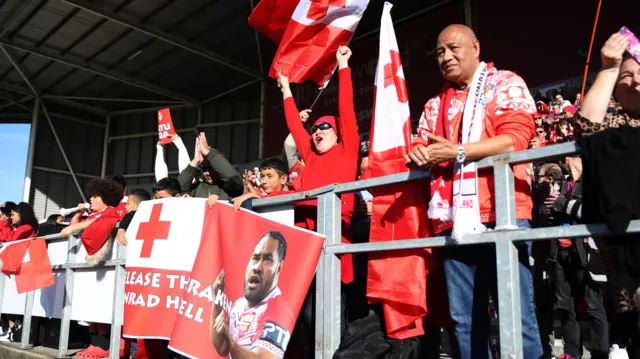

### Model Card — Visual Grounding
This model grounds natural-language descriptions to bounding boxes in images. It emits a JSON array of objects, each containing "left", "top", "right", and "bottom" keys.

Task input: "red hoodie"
[
  {"left": 0, "top": 220, "right": 36, "bottom": 243},
  {"left": 283, "top": 67, "right": 360, "bottom": 283}
]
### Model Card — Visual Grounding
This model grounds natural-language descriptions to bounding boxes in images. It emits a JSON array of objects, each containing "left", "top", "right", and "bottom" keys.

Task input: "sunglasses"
[
  {"left": 311, "top": 122, "right": 332, "bottom": 133},
  {"left": 536, "top": 130, "right": 544, "bottom": 134}
]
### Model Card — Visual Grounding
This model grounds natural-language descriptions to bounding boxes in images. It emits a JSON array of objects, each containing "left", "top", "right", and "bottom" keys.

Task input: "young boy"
[
  {"left": 212, "top": 158, "right": 290, "bottom": 211},
  {"left": 115, "top": 189, "right": 151, "bottom": 246}
]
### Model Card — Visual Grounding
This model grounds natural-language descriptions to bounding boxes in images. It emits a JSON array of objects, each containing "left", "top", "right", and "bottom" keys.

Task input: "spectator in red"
[
  {"left": 549, "top": 119, "right": 574, "bottom": 144},
  {"left": 530, "top": 127, "right": 548, "bottom": 149},
  {"left": 276, "top": 45, "right": 360, "bottom": 285},
  {"left": 0, "top": 202, "right": 38, "bottom": 242},
  {"left": 406, "top": 24, "right": 542, "bottom": 358},
  {"left": 59, "top": 178, "right": 124, "bottom": 359}
]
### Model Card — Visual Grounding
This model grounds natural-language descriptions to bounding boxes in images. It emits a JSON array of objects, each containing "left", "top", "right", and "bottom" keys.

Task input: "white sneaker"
[{"left": 609, "top": 344, "right": 630, "bottom": 359}]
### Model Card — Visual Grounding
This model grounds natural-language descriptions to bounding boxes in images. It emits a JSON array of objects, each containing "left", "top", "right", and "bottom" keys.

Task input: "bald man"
[{"left": 406, "top": 25, "right": 542, "bottom": 358}]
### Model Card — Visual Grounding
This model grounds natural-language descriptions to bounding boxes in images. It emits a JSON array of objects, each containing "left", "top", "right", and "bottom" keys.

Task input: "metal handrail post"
[
  {"left": 108, "top": 244, "right": 127, "bottom": 359},
  {"left": 492, "top": 162, "right": 523, "bottom": 358},
  {"left": 20, "top": 290, "right": 35, "bottom": 348},
  {"left": 317, "top": 192, "right": 343, "bottom": 358},
  {"left": 57, "top": 234, "right": 78, "bottom": 358},
  {"left": 0, "top": 260, "right": 6, "bottom": 318}
]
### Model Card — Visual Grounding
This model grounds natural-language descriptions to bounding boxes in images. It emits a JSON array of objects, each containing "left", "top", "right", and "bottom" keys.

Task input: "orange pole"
[{"left": 580, "top": 0, "right": 604, "bottom": 100}]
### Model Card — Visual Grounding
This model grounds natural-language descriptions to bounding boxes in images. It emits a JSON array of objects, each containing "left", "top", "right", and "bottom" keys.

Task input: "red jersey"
[
  {"left": 0, "top": 220, "right": 36, "bottom": 243},
  {"left": 81, "top": 207, "right": 120, "bottom": 255},
  {"left": 229, "top": 287, "right": 294, "bottom": 359},
  {"left": 115, "top": 196, "right": 128, "bottom": 220}
]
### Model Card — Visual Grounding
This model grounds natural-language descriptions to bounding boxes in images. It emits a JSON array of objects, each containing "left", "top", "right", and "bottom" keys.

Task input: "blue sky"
[{"left": 0, "top": 124, "right": 30, "bottom": 203}]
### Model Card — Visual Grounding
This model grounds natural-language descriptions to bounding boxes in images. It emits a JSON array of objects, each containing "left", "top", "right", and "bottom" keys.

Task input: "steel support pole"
[
  {"left": 22, "top": 97, "right": 40, "bottom": 202},
  {"left": 197, "top": 106, "right": 202, "bottom": 125},
  {"left": 57, "top": 234, "right": 78, "bottom": 358},
  {"left": 259, "top": 80, "right": 266, "bottom": 159},
  {"left": 108, "top": 244, "right": 127, "bottom": 359},
  {"left": 101, "top": 115, "right": 111, "bottom": 178},
  {"left": 316, "top": 192, "right": 342, "bottom": 358},
  {"left": 41, "top": 102, "right": 88, "bottom": 203},
  {"left": 20, "top": 290, "right": 35, "bottom": 348},
  {"left": 463, "top": 0, "right": 473, "bottom": 29},
  {"left": 493, "top": 162, "right": 523, "bottom": 358}
]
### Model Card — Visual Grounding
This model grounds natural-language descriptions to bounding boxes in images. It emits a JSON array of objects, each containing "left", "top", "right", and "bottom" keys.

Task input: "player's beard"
[{"left": 244, "top": 272, "right": 276, "bottom": 307}]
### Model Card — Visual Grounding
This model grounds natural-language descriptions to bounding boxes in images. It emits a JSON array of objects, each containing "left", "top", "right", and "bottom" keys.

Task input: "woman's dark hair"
[
  {"left": 86, "top": 179, "right": 125, "bottom": 207},
  {"left": 2, "top": 201, "right": 17, "bottom": 212},
  {"left": 11, "top": 202, "right": 38, "bottom": 232},
  {"left": 0, "top": 207, "right": 11, "bottom": 223},
  {"left": 46, "top": 214, "right": 63, "bottom": 225}
]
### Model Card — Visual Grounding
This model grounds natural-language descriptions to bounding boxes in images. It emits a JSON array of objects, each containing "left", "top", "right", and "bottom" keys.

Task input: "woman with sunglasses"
[{"left": 276, "top": 45, "right": 360, "bottom": 286}]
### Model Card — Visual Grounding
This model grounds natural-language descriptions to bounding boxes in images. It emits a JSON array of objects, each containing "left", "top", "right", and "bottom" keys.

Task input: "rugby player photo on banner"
[{"left": 122, "top": 198, "right": 324, "bottom": 358}]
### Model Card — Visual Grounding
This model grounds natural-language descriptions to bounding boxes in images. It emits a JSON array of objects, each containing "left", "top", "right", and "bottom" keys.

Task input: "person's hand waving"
[
  {"left": 299, "top": 109, "right": 312, "bottom": 123},
  {"left": 601, "top": 33, "right": 629, "bottom": 71},
  {"left": 336, "top": 45, "right": 352, "bottom": 69},
  {"left": 199, "top": 132, "right": 212, "bottom": 156},
  {"left": 277, "top": 72, "right": 292, "bottom": 99}
]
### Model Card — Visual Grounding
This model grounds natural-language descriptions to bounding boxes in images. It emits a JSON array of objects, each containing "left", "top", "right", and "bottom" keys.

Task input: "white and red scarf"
[{"left": 428, "top": 62, "right": 494, "bottom": 240}]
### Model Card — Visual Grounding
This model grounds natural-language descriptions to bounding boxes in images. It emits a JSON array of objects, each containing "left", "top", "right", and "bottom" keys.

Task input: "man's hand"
[
  {"left": 336, "top": 45, "right": 352, "bottom": 69},
  {"left": 191, "top": 137, "right": 203, "bottom": 167},
  {"left": 207, "top": 194, "right": 220, "bottom": 208},
  {"left": 213, "top": 310, "right": 228, "bottom": 336},
  {"left": 199, "top": 132, "right": 212, "bottom": 156},
  {"left": 277, "top": 72, "right": 292, "bottom": 99},
  {"left": 77, "top": 203, "right": 86, "bottom": 212},
  {"left": 405, "top": 144, "right": 430, "bottom": 167},
  {"left": 601, "top": 33, "right": 629, "bottom": 70},
  {"left": 232, "top": 193, "right": 259, "bottom": 212},
  {"left": 300, "top": 109, "right": 312, "bottom": 123},
  {"left": 116, "top": 228, "right": 128, "bottom": 246},
  {"left": 423, "top": 133, "right": 457, "bottom": 165}
]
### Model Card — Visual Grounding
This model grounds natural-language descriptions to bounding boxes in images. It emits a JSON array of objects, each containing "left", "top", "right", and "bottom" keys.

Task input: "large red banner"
[{"left": 122, "top": 199, "right": 323, "bottom": 358}]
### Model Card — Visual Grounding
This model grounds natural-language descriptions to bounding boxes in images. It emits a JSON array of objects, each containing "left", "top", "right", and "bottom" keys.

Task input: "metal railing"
[
  {"left": 2, "top": 141, "right": 639, "bottom": 359},
  {"left": 0, "top": 233, "right": 127, "bottom": 359}
]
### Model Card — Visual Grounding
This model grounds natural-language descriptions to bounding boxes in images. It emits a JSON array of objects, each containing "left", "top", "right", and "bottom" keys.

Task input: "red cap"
[{"left": 563, "top": 105, "right": 576, "bottom": 115}]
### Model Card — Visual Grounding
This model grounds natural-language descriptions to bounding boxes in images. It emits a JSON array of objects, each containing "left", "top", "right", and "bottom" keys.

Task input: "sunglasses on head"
[{"left": 311, "top": 122, "right": 332, "bottom": 133}]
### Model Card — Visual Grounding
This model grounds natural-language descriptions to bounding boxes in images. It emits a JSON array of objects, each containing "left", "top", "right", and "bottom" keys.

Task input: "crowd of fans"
[{"left": 0, "top": 26, "right": 638, "bottom": 359}]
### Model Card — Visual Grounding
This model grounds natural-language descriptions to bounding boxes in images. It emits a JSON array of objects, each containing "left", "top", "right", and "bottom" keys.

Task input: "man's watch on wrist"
[{"left": 455, "top": 144, "right": 466, "bottom": 163}]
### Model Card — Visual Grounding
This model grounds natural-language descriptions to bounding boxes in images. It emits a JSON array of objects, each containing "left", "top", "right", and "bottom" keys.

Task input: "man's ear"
[
  {"left": 280, "top": 175, "right": 288, "bottom": 186},
  {"left": 473, "top": 39, "right": 480, "bottom": 60}
]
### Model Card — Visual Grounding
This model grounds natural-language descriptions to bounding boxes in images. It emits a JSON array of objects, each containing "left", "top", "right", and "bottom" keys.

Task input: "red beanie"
[{"left": 312, "top": 115, "right": 337, "bottom": 130}]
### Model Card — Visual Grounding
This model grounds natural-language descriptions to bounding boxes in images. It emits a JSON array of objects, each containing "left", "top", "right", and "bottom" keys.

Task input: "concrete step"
[{"left": 0, "top": 342, "right": 81, "bottom": 359}]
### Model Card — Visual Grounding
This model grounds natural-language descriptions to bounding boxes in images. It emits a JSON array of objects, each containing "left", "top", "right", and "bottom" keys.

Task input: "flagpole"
[{"left": 580, "top": 0, "right": 603, "bottom": 100}]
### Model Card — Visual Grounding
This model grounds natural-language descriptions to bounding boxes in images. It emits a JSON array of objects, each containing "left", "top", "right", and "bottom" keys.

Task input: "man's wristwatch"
[{"left": 455, "top": 144, "right": 466, "bottom": 163}]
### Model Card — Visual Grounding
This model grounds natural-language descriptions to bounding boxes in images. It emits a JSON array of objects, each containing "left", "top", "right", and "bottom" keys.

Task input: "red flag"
[
  {"left": 364, "top": 2, "right": 445, "bottom": 339},
  {"left": 0, "top": 238, "right": 55, "bottom": 294},
  {"left": 269, "top": 0, "right": 369, "bottom": 86},
  {"left": 157, "top": 108, "right": 177, "bottom": 145},
  {"left": 248, "top": 0, "right": 299, "bottom": 44}
]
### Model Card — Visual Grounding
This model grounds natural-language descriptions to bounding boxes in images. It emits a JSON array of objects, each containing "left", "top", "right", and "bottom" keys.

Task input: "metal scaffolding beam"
[
  {"left": 40, "top": 102, "right": 88, "bottom": 203},
  {"left": 42, "top": 95, "right": 183, "bottom": 104},
  {"left": 61, "top": 0, "right": 262, "bottom": 80},
  {"left": 0, "top": 38, "right": 199, "bottom": 104},
  {"left": 0, "top": 44, "right": 38, "bottom": 95}
]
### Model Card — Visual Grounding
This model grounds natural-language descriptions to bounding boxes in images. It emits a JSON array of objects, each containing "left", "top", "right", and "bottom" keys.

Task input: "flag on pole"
[
  {"left": 364, "top": 1, "right": 442, "bottom": 339},
  {"left": 0, "top": 238, "right": 55, "bottom": 294},
  {"left": 269, "top": 0, "right": 369, "bottom": 86},
  {"left": 248, "top": 0, "right": 300, "bottom": 44}
]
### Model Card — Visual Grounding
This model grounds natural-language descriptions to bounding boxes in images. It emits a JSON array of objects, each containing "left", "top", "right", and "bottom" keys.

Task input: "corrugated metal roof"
[{"left": 0, "top": 0, "right": 437, "bottom": 122}]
